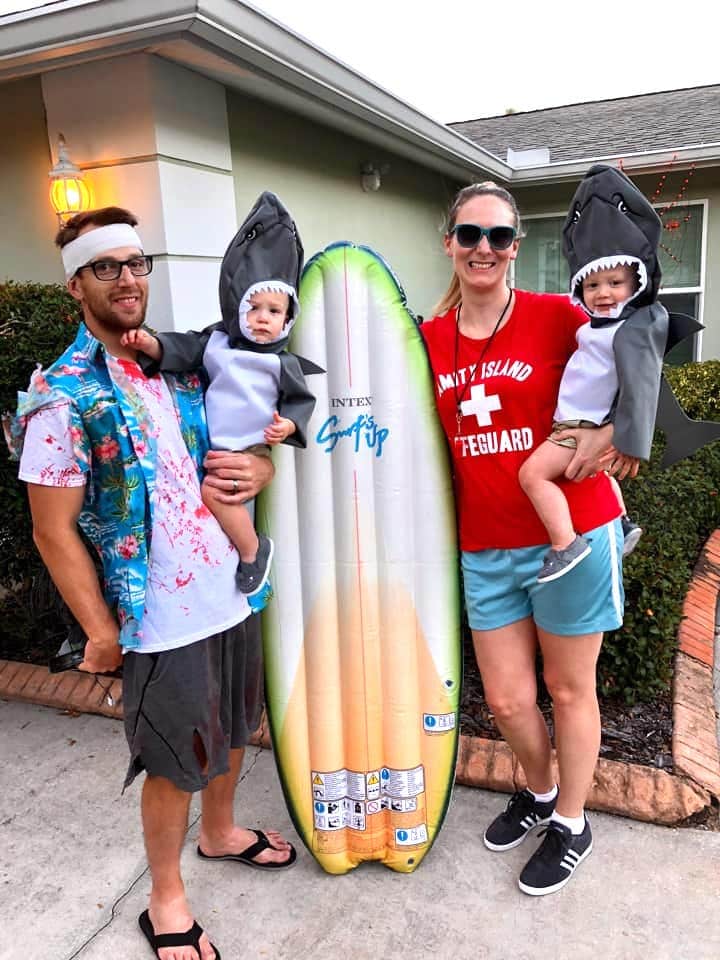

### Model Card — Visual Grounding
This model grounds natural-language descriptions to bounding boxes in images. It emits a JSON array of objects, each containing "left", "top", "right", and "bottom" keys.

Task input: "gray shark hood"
[
  {"left": 218, "top": 191, "right": 304, "bottom": 352},
  {"left": 562, "top": 164, "right": 663, "bottom": 318}
]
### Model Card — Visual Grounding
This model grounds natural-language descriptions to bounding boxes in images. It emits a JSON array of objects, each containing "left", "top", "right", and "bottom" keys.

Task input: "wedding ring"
[{"left": 232, "top": 479, "right": 239, "bottom": 493}]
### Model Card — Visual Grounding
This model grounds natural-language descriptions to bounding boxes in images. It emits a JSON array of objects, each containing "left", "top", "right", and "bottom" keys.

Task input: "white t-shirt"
[
  {"left": 18, "top": 363, "right": 250, "bottom": 653},
  {"left": 554, "top": 318, "right": 625, "bottom": 424},
  {"left": 203, "top": 330, "right": 281, "bottom": 450}
]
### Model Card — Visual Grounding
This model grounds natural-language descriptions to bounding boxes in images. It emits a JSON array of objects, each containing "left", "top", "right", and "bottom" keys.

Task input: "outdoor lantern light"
[
  {"left": 360, "top": 162, "right": 390, "bottom": 192},
  {"left": 48, "top": 133, "right": 91, "bottom": 222}
]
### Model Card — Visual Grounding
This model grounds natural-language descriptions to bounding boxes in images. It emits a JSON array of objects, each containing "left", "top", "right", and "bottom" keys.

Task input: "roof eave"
[
  {"left": 508, "top": 143, "right": 720, "bottom": 184},
  {"left": 0, "top": 0, "right": 510, "bottom": 184}
]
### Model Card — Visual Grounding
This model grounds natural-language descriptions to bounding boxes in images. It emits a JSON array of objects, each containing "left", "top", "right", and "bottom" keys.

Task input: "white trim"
[
  {"left": 697, "top": 197, "right": 709, "bottom": 359},
  {"left": 510, "top": 143, "right": 720, "bottom": 183},
  {"left": 0, "top": 0, "right": 102, "bottom": 24},
  {"left": 609, "top": 520, "right": 623, "bottom": 626}
]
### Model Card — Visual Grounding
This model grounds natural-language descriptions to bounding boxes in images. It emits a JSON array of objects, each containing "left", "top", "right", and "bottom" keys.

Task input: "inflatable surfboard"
[{"left": 256, "top": 242, "right": 461, "bottom": 874}]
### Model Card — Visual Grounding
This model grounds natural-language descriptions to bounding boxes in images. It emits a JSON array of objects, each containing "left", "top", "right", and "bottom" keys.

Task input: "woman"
[{"left": 421, "top": 182, "right": 624, "bottom": 896}]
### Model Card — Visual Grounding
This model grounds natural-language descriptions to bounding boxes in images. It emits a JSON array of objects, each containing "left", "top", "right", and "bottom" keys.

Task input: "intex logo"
[{"left": 329, "top": 396, "right": 372, "bottom": 408}]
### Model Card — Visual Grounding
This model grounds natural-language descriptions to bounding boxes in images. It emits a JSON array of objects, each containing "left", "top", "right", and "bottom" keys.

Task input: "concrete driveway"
[{"left": 2, "top": 698, "right": 719, "bottom": 960}]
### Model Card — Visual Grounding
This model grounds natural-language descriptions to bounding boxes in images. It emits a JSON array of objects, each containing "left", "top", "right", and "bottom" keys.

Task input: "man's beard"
[{"left": 82, "top": 286, "right": 148, "bottom": 334}]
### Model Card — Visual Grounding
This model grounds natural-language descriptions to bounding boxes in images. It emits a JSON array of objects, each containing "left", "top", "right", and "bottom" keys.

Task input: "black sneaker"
[
  {"left": 518, "top": 817, "right": 593, "bottom": 896},
  {"left": 237, "top": 534, "right": 274, "bottom": 604},
  {"left": 483, "top": 789, "right": 556, "bottom": 851},
  {"left": 621, "top": 516, "right": 643, "bottom": 557}
]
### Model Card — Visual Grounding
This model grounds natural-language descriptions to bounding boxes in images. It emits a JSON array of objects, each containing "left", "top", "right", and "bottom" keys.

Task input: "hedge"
[
  {"left": 1, "top": 281, "right": 719, "bottom": 702},
  {"left": 0, "top": 281, "right": 81, "bottom": 662},
  {"left": 600, "top": 362, "right": 720, "bottom": 700}
]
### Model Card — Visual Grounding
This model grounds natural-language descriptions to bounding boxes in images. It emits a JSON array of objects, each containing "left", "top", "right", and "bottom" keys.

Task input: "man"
[{"left": 12, "top": 207, "right": 295, "bottom": 960}]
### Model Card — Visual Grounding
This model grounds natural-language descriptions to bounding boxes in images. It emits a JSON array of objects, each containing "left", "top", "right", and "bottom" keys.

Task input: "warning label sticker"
[
  {"left": 381, "top": 765, "right": 425, "bottom": 799},
  {"left": 395, "top": 824, "right": 428, "bottom": 846},
  {"left": 313, "top": 799, "right": 344, "bottom": 831},
  {"left": 349, "top": 811, "right": 366, "bottom": 831},
  {"left": 423, "top": 712, "right": 456, "bottom": 733},
  {"left": 311, "top": 769, "right": 347, "bottom": 801},
  {"left": 366, "top": 770, "right": 381, "bottom": 800},
  {"left": 347, "top": 771, "right": 367, "bottom": 801},
  {"left": 311, "top": 765, "right": 427, "bottom": 833}
]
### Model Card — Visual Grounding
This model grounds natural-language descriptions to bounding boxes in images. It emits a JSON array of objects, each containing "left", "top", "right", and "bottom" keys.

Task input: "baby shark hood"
[
  {"left": 562, "top": 163, "right": 663, "bottom": 318},
  {"left": 218, "top": 191, "right": 304, "bottom": 352}
]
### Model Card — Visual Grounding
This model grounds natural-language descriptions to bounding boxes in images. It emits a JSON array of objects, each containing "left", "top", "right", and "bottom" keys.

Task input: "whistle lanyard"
[{"left": 453, "top": 288, "right": 513, "bottom": 435}]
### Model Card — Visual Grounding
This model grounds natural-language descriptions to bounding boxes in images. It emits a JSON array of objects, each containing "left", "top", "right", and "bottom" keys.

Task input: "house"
[
  {"left": 1, "top": 0, "right": 717, "bottom": 362},
  {"left": 451, "top": 87, "right": 720, "bottom": 362},
  {"left": 0, "top": 0, "right": 507, "bottom": 331}
]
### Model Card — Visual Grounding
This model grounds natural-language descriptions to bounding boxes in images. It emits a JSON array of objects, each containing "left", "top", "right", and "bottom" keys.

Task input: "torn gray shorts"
[{"left": 122, "top": 616, "right": 263, "bottom": 793}]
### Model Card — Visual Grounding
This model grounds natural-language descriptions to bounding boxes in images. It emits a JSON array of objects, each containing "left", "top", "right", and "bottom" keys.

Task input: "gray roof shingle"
[{"left": 449, "top": 85, "right": 720, "bottom": 163}]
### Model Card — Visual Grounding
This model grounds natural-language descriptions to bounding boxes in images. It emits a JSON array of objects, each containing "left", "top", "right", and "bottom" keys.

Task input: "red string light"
[{"left": 646, "top": 157, "right": 697, "bottom": 266}]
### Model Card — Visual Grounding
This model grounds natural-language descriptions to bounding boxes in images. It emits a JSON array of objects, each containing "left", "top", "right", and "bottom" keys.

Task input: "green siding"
[
  {"left": 226, "top": 89, "right": 456, "bottom": 320},
  {"left": 1, "top": 77, "right": 64, "bottom": 284}
]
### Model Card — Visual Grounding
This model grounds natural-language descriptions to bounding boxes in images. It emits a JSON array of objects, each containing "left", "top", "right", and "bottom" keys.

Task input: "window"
[
  {"left": 514, "top": 201, "right": 706, "bottom": 361},
  {"left": 514, "top": 215, "right": 566, "bottom": 294}
]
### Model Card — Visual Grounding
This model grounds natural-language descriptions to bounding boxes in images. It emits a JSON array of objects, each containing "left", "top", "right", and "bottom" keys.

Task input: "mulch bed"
[
  {"left": 460, "top": 637, "right": 674, "bottom": 773},
  {"left": 5, "top": 620, "right": 675, "bottom": 773}
]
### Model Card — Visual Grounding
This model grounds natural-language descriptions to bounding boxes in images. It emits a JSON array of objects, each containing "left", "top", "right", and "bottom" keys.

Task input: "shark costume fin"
[
  {"left": 295, "top": 355, "right": 326, "bottom": 376},
  {"left": 653, "top": 309, "right": 720, "bottom": 465}
]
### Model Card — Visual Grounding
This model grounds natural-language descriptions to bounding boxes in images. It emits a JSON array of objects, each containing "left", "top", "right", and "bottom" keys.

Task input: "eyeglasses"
[
  {"left": 449, "top": 224, "right": 517, "bottom": 251},
  {"left": 76, "top": 255, "right": 153, "bottom": 281}
]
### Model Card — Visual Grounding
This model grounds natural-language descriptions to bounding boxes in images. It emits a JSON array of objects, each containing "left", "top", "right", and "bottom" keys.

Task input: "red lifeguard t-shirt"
[{"left": 421, "top": 290, "right": 621, "bottom": 551}]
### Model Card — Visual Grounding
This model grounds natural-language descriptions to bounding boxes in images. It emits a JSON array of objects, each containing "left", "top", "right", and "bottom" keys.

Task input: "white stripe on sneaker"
[{"left": 518, "top": 841, "right": 593, "bottom": 896}]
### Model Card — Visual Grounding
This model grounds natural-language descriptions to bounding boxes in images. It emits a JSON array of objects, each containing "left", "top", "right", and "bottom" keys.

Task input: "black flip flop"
[
  {"left": 197, "top": 828, "right": 297, "bottom": 870},
  {"left": 138, "top": 909, "right": 221, "bottom": 959}
]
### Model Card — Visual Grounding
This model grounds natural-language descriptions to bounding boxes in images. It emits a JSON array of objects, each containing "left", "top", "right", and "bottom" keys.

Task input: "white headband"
[{"left": 61, "top": 223, "right": 144, "bottom": 279}]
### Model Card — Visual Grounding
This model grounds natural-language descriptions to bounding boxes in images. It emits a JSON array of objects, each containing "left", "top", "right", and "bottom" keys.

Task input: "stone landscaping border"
[{"left": 2, "top": 533, "right": 719, "bottom": 826}]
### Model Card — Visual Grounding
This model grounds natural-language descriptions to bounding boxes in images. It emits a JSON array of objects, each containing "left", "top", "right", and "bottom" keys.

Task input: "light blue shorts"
[{"left": 461, "top": 519, "right": 624, "bottom": 636}]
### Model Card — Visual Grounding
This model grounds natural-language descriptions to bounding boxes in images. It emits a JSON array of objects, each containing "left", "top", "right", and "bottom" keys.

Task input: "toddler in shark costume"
[
  {"left": 519, "top": 164, "right": 669, "bottom": 583},
  {"left": 125, "top": 192, "right": 317, "bottom": 611}
]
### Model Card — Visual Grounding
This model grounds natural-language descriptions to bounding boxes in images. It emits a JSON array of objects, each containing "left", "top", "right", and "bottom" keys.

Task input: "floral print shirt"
[{"left": 8, "top": 323, "right": 247, "bottom": 651}]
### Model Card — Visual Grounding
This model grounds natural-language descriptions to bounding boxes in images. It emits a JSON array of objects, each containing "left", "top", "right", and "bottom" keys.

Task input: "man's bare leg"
[
  {"left": 143, "top": 774, "right": 216, "bottom": 960},
  {"left": 198, "top": 747, "right": 293, "bottom": 864}
]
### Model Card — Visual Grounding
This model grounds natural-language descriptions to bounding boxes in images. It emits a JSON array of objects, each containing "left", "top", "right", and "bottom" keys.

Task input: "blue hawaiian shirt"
[{"left": 7, "top": 323, "right": 209, "bottom": 650}]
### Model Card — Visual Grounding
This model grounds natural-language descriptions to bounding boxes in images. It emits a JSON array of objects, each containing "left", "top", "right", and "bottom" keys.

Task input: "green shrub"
[
  {"left": 0, "top": 281, "right": 81, "bottom": 662},
  {"left": 600, "top": 362, "right": 720, "bottom": 701}
]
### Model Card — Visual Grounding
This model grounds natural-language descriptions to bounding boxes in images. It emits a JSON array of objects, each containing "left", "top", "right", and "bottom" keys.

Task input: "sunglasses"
[{"left": 449, "top": 224, "right": 517, "bottom": 251}]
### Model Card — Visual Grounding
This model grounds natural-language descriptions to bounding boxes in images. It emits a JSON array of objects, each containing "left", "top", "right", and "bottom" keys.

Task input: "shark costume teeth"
[
  {"left": 570, "top": 255, "right": 648, "bottom": 320},
  {"left": 238, "top": 279, "right": 299, "bottom": 345},
  {"left": 562, "top": 163, "right": 663, "bottom": 314}
]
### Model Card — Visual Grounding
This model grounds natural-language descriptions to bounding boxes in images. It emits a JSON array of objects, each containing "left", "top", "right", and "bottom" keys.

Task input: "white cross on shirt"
[{"left": 460, "top": 383, "right": 502, "bottom": 427}]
